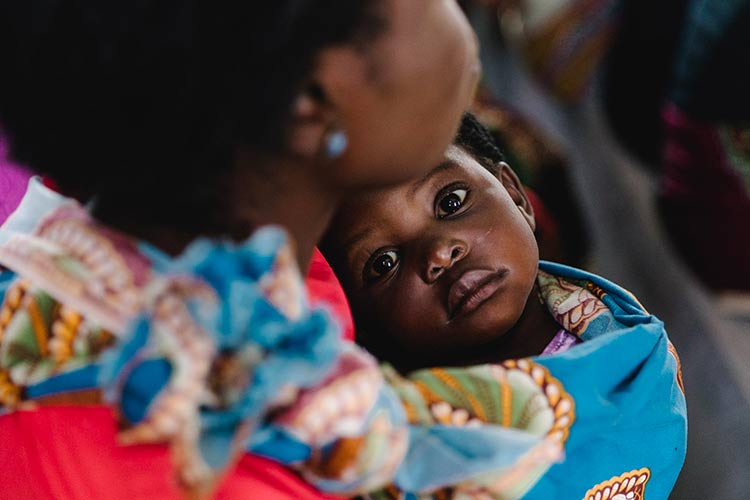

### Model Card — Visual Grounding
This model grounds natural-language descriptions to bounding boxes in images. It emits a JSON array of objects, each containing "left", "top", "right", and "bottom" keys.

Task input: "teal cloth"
[
  {"left": 522, "top": 262, "right": 687, "bottom": 499},
  {"left": 256, "top": 262, "right": 687, "bottom": 499}
]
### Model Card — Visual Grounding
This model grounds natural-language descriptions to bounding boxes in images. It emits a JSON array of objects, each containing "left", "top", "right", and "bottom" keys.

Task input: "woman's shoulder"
[
  {"left": 0, "top": 204, "right": 345, "bottom": 494},
  {"left": 0, "top": 204, "right": 150, "bottom": 331}
]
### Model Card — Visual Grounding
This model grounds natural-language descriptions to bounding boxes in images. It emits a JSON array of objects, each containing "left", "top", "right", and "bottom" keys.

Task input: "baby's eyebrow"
[
  {"left": 408, "top": 160, "right": 455, "bottom": 198},
  {"left": 344, "top": 227, "right": 374, "bottom": 257}
]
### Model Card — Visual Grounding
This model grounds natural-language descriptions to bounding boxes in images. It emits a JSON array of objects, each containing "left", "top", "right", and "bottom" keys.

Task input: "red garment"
[
  {"left": 0, "top": 406, "right": 338, "bottom": 500},
  {"left": 306, "top": 248, "right": 355, "bottom": 341},
  {"left": 0, "top": 250, "right": 353, "bottom": 500}
]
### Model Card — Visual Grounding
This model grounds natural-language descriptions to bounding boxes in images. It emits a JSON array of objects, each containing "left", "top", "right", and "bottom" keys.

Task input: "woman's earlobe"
[
  {"left": 289, "top": 86, "right": 349, "bottom": 160},
  {"left": 322, "top": 127, "right": 348, "bottom": 159}
]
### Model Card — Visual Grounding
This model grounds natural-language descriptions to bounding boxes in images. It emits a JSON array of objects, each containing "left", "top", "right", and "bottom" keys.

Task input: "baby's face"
[{"left": 328, "top": 145, "right": 539, "bottom": 365}]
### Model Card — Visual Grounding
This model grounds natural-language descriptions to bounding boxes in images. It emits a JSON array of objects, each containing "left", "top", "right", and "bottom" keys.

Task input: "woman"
[{"left": 0, "top": 1, "right": 480, "bottom": 499}]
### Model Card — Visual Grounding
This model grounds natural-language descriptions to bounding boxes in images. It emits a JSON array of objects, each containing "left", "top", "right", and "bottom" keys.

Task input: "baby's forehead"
[
  {"left": 332, "top": 185, "right": 406, "bottom": 244},
  {"left": 330, "top": 145, "right": 485, "bottom": 242}
]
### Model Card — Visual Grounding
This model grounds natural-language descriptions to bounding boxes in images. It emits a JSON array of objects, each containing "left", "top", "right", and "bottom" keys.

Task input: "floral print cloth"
[{"left": 0, "top": 202, "right": 686, "bottom": 499}]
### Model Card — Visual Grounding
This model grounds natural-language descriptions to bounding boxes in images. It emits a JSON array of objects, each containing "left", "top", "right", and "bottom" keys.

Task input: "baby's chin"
[
  {"left": 448, "top": 288, "right": 528, "bottom": 338},
  {"left": 404, "top": 312, "right": 524, "bottom": 364}
]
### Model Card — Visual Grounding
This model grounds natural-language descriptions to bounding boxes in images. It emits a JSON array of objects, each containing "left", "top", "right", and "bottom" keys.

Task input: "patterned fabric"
[
  {"left": 0, "top": 201, "right": 686, "bottom": 499},
  {"left": 359, "top": 262, "right": 686, "bottom": 500},
  {"left": 583, "top": 468, "right": 651, "bottom": 500},
  {"left": 0, "top": 204, "right": 405, "bottom": 497},
  {"left": 527, "top": 264, "right": 686, "bottom": 499},
  {"left": 0, "top": 202, "right": 573, "bottom": 499}
]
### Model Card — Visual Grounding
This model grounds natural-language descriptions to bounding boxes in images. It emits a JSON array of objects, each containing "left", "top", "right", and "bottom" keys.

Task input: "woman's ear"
[
  {"left": 287, "top": 86, "right": 333, "bottom": 159},
  {"left": 498, "top": 161, "right": 535, "bottom": 232},
  {"left": 287, "top": 45, "right": 368, "bottom": 160}
]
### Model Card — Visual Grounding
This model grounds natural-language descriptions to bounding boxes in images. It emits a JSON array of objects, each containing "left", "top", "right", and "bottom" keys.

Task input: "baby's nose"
[{"left": 423, "top": 240, "right": 465, "bottom": 283}]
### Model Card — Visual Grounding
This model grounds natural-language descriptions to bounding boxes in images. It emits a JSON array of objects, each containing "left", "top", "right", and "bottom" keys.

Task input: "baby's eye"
[
  {"left": 436, "top": 188, "right": 468, "bottom": 218},
  {"left": 364, "top": 250, "right": 399, "bottom": 282}
]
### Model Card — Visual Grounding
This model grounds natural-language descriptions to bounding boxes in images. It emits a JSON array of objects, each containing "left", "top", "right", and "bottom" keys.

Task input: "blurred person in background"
[{"left": 470, "top": 0, "right": 750, "bottom": 302}]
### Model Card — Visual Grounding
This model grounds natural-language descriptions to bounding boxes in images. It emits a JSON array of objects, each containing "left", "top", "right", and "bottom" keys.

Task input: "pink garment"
[
  {"left": 0, "top": 135, "right": 31, "bottom": 224},
  {"left": 541, "top": 328, "right": 580, "bottom": 356}
]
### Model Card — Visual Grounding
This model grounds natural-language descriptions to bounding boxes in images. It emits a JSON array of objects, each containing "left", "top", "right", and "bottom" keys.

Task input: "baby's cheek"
[{"left": 385, "top": 291, "right": 440, "bottom": 343}]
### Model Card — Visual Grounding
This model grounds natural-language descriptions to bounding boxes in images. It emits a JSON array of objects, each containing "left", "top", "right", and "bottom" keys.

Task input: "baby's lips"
[{"left": 447, "top": 268, "right": 497, "bottom": 316}]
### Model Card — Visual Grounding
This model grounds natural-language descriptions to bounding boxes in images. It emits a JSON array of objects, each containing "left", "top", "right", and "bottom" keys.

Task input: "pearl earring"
[{"left": 324, "top": 129, "right": 348, "bottom": 159}]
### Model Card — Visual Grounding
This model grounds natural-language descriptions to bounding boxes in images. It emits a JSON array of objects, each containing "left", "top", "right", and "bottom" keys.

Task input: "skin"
[
  {"left": 326, "top": 146, "right": 561, "bottom": 371},
  {"left": 195, "top": 0, "right": 481, "bottom": 268}
]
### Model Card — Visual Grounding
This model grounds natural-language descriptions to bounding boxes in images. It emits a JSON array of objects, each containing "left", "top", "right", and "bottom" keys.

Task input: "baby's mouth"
[{"left": 448, "top": 269, "right": 507, "bottom": 320}]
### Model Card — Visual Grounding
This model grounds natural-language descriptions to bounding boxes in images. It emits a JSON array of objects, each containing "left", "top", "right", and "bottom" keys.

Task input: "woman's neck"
[
  {"left": 97, "top": 153, "right": 343, "bottom": 272},
  {"left": 227, "top": 153, "right": 343, "bottom": 270}
]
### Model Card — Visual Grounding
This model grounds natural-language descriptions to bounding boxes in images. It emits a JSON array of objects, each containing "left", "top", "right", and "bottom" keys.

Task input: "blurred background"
[{"left": 461, "top": 1, "right": 750, "bottom": 498}]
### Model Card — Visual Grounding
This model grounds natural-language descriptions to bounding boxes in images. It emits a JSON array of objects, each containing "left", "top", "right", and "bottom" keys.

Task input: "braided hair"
[{"left": 454, "top": 112, "right": 505, "bottom": 175}]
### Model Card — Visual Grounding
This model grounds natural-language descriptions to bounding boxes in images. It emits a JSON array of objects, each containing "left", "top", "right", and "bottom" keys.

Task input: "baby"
[
  {"left": 322, "top": 113, "right": 578, "bottom": 372},
  {"left": 320, "top": 113, "right": 688, "bottom": 498}
]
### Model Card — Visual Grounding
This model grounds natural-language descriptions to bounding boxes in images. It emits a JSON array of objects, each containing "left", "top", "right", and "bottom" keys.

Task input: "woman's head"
[
  {"left": 322, "top": 114, "right": 539, "bottom": 369},
  {"left": 0, "top": 0, "right": 478, "bottom": 236},
  {"left": 302, "top": 0, "right": 481, "bottom": 190}
]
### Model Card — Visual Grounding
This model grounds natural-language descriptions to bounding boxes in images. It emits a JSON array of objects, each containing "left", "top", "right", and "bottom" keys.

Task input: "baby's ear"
[{"left": 498, "top": 162, "right": 535, "bottom": 232}]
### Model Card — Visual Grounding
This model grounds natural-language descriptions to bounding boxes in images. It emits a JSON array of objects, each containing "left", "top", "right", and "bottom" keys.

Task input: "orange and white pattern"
[
  {"left": 583, "top": 468, "right": 651, "bottom": 500},
  {"left": 537, "top": 270, "right": 608, "bottom": 336}
]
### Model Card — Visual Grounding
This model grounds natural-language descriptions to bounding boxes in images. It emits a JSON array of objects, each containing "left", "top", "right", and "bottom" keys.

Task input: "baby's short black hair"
[{"left": 454, "top": 112, "right": 505, "bottom": 175}]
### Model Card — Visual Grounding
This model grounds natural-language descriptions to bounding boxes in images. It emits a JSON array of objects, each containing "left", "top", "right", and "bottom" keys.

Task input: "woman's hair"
[{"left": 0, "top": 1, "right": 384, "bottom": 232}]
